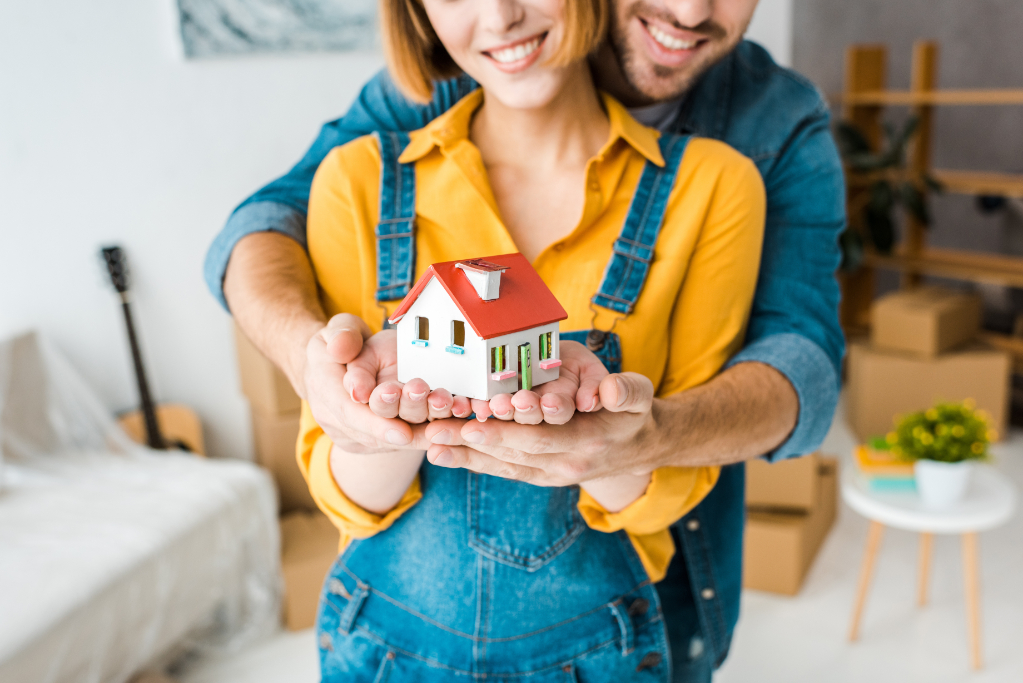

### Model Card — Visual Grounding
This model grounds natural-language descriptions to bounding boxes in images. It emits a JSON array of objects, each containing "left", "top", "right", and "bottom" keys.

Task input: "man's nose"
[
  {"left": 663, "top": 0, "right": 714, "bottom": 30},
  {"left": 480, "top": 0, "right": 527, "bottom": 35}
]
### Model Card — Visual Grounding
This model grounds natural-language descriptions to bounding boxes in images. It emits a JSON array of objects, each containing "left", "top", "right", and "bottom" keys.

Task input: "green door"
[{"left": 518, "top": 343, "right": 532, "bottom": 391}]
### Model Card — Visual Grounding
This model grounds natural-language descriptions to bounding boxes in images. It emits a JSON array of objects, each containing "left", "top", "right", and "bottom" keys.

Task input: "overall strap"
[
  {"left": 591, "top": 133, "right": 691, "bottom": 315},
  {"left": 373, "top": 131, "right": 417, "bottom": 302}
]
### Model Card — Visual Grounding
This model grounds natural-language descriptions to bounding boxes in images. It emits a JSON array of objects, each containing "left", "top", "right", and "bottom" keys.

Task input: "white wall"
[
  {"left": 746, "top": 0, "right": 794, "bottom": 67},
  {"left": 0, "top": 0, "right": 385, "bottom": 458}
]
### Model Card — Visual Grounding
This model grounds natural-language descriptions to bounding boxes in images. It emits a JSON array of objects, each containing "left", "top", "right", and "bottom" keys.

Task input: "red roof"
[{"left": 388, "top": 253, "right": 567, "bottom": 340}]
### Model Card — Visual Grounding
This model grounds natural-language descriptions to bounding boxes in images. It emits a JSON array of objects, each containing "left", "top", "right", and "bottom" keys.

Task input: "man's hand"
[
  {"left": 471, "top": 340, "right": 609, "bottom": 424},
  {"left": 304, "top": 314, "right": 432, "bottom": 452},
  {"left": 424, "top": 373, "right": 661, "bottom": 486}
]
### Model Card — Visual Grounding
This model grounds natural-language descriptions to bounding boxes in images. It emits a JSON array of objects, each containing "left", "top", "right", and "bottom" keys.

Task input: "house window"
[
  {"left": 539, "top": 331, "right": 553, "bottom": 360},
  {"left": 412, "top": 316, "right": 429, "bottom": 347},
  {"left": 447, "top": 320, "right": 466, "bottom": 355},
  {"left": 491, "top": 345, "right": 507, "bottom": 373}
]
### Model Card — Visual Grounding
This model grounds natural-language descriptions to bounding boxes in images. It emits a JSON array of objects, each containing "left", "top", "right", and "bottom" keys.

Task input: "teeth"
[
  {"left": 647, "top": 24, "right": 697, "bottom": 51},
  {"left": 490, "top": 37, "right": 541, "bottom": 64}
]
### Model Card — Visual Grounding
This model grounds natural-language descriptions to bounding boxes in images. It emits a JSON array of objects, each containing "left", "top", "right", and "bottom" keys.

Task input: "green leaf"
[
  {"left": 845, "top": 152, "right": 890, "bottom": 172},
  {"left": 923, "top": 174, "right": 944, "bottom": 193},
  {"left": 839, "top": 228, "right": 865, "bottom": 271},
  {"left": 865, "top": 204, "right": 895, "bottom": 253},
  {"left": 868, "top": 436, "right": 892, "bottom": 450},
  {"left": 900, "top": 182, "right": 930, "bottom": 225},
  {"left": 869, "top": 181, "right": 894, "bottom": 212},
  {"left": 892, "top": 117, "right": 919, "bottom": 158},
  {"left": 835, "top": 121, "right": 872, "bottom": 155}
]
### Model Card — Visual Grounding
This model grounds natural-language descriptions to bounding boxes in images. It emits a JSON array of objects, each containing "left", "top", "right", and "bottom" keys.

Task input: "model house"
[{"left": 388, "top": 253, "right": 568, "bottom": 400}]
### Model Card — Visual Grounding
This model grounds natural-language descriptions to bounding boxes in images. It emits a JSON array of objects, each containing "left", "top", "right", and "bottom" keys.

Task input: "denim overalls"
[{"left": 316, "top": 132, "right": 713, "bottom": 682}]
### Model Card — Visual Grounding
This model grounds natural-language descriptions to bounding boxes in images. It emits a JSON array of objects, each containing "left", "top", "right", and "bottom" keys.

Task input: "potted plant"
[
  {"left": 883, "top": 401, "right": 996, "bottom": 508},
  {"left": 834, "top": 117, "right": 943, "bottom": 271}
]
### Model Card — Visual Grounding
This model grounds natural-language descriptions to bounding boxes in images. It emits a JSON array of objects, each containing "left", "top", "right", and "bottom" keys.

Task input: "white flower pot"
[{"left": 914, "top": 459, "right": 973, "bottom": 508}]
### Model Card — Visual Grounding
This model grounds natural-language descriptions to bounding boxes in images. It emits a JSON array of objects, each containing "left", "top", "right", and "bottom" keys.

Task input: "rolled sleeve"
[
  {"left": 203, "top": 201, "right": 307, "bottom": 311},
  {"left": 578, "top": 466, "right": 720, "bottom": 582},
  {"left": 726, "top": 332, "right": 840, "bottom": 461}
]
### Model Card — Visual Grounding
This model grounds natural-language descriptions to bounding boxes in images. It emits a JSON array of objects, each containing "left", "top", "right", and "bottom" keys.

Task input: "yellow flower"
[
  {"left": 936, "top": 424, "right": 948, "bottom": 436},
  {"left": 913, "top": 426, "right": 924, "bottom": 438},
  {"left": 971, "top": 442, "right": 984, "bottom": 454},
  {"left": 952, "top": 425, "right": 965, "bottom": 438},
  {"left": 975, "top": 409, "right": 989, "bottom": 423},
  {"left": 926, "top": 408, "right": 939, "bottom": 420},
  {"left": 920, "top": 433, "right": 934, "bottom": 445},
  {"left": 886, "top": 432, "right": 898, "bottom": 444},
  {"left": 964, "top": 398, "right": 977, "bottom": 409}
]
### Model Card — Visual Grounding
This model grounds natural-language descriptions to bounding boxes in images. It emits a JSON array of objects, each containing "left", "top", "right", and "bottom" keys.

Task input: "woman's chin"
[{"left": 475, "top": 74, "right": 568, "bottom": 111}]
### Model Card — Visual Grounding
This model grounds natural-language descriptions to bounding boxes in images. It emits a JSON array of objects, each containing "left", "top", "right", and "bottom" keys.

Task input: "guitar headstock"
[{"left": 101, "top": 246, "right": 129, "bottom": 294}]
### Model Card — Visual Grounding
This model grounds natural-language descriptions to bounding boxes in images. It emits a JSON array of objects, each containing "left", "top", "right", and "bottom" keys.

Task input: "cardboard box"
[
  {"left": 743, "top": 457, "right": 837, "bottom": 596},
  {"left": 871, "top": 286, "right": 981, "bottom": 358},
  {"left": 846, "top": 340, "right": 1010, "bottom": 442},
  {"left": 280, "top": 511, "right": 340, "bottom": 631},
  {"left": 251, "top": 407, "right": 316, "bottom": 514},
  {"left": 234, "top": 322, "right": 302, "bottom": 415},
  {"left": 745, "top": 452, "right": 820, "bottom": 512}
]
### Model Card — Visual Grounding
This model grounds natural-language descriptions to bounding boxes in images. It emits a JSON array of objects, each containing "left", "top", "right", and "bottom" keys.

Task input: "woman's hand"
[
  {"left": 341, "top": 328, "right": 471, "bottom": 424},
  {"left": 304, "top": 315, "right": 430, "bottom": 451},
  {"left": 471, "top": 341, "right": 609, "bottom": 425}
]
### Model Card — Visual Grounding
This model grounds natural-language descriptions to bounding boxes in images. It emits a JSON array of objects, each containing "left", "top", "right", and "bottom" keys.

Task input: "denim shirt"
[{"left": 204, "top": 40, "right": 845, "bottom": 665}]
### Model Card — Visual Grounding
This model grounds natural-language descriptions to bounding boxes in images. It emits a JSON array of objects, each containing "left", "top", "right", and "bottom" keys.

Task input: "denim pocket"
[{"left": 468, "top": 473, "right": 586, "bottom": 571}]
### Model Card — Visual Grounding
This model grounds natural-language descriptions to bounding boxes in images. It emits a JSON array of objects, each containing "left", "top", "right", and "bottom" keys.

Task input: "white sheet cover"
[{"left": 0, "top": 333, "right": 282, "bottom": 683}]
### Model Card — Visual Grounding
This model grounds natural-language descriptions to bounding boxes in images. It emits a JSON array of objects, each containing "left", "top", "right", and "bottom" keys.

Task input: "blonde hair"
[{"left": 380, "top": 0, "right": 608, "bottom": 103}]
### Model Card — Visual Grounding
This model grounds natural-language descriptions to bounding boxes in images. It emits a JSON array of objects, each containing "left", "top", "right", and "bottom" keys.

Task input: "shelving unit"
[{"left": 839, "top": 41, "right": 1023, "bottom": 359}]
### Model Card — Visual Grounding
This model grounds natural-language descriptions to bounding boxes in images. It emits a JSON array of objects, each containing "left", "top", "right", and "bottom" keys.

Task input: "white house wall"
[
  {"left": 396, "top": 278, "right": 488, "bottom": 399},
  {"left": 484, "top": 323, "right": 560, "bottom": 400},
  {"left": 396, "top": 278, "right": 562, "bottom": 401}
]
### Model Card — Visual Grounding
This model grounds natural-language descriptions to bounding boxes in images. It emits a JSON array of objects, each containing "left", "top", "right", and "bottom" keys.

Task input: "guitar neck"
[{"left": 119, "top": 295, "right": 165, "bottom": 450}]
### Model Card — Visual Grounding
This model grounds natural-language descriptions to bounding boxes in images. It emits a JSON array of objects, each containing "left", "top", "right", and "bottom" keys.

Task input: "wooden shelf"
[
  {"left": 846, "top": 169, "right": 1023, "bottom": 198},
  {"left": 932, "top": 170, "right": 1023, "bottom": 198},
  {"left": 837, "top": 89, "right": 1023, "bottom": 106},
  {"left": 866, "top": 247, "right": 1023, "bottom": 288}
]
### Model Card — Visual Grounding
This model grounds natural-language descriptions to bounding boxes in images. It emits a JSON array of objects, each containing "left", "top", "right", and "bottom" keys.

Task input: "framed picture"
[{"left": 176, "top": 0, "right": 376, "bottom": 58}]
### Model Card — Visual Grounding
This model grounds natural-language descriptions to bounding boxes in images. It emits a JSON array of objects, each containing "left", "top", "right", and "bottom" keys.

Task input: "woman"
[{"left": 299, "top": 0, "right": 765, "bottom": 679}]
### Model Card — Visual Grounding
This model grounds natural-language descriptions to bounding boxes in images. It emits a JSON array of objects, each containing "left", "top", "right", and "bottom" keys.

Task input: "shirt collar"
[{"left": 399, "top": 88, "right": 665, "bottom": 167}]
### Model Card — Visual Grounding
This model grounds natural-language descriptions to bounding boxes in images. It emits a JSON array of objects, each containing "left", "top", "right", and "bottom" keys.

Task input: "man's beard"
[{"left": 609, "top": 1, "right": 736, "bottom": 101}]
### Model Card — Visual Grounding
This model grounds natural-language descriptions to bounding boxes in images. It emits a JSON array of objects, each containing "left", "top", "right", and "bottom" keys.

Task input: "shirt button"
[
  {"left": 553, "top": 243, "right": 564, "bottom": 251},
  {"left": 686, "top": 519, "right": 700, "bottom": 531},
  {"left": 589, "top": 181, "right": 600, "bottom": 192},
  {"left": 636, "top": 652, "right": 662, "bottom": 671},
  {"left": 701, "top": 588, "right": 715, "bottom": 600}
]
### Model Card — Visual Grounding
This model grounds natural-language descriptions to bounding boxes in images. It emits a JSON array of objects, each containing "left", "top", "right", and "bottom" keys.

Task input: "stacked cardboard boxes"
[
  {"left": 234, "top": 324, "right": 339, "bottom": 630},
  {"left": 846, "top": 287, "right": 1010, "bottom": 442},
  {"left": 743, "top": 453, "right": 838, "bottom": 595}
]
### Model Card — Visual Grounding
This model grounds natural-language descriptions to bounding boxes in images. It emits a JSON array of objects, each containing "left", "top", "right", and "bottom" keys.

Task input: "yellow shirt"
[{"left": 299, "top": 89, "right": 765, "bottom": 582}]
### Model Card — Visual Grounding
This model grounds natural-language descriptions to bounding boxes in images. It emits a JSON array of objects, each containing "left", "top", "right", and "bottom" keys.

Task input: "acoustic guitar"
[{"left": 101, "top": 246, "right": 206, "bottom": 456}]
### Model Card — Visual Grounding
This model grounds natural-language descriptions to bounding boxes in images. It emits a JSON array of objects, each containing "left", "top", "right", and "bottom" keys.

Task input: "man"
[{"left": 205, "top": 0, "right": 845, "bottom": 674}]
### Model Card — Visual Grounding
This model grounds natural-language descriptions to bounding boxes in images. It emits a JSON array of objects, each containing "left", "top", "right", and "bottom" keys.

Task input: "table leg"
[
  {"left": 849, "top": 520, "right": 885, "bottom": 642},
  {"left": 962, "top": 533, "right": 983, "bottom": 670},
  {"left": 918, "top": 532, "right": 933, "bottom": 606}
]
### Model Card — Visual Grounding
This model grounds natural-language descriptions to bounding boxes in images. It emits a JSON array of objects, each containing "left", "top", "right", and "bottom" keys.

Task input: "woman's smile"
[{"left": 482, "top": 32, "right": 548, "bottom": 73}]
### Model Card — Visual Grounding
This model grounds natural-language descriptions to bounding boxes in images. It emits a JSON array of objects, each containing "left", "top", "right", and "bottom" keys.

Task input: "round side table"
[{"left": 841, "top": 464, "right": 1016, "bottom": 670}]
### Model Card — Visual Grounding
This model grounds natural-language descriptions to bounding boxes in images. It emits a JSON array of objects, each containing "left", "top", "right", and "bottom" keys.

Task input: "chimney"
[{"left": 455, "top": 259, "right": 509, "bottom": 301}]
